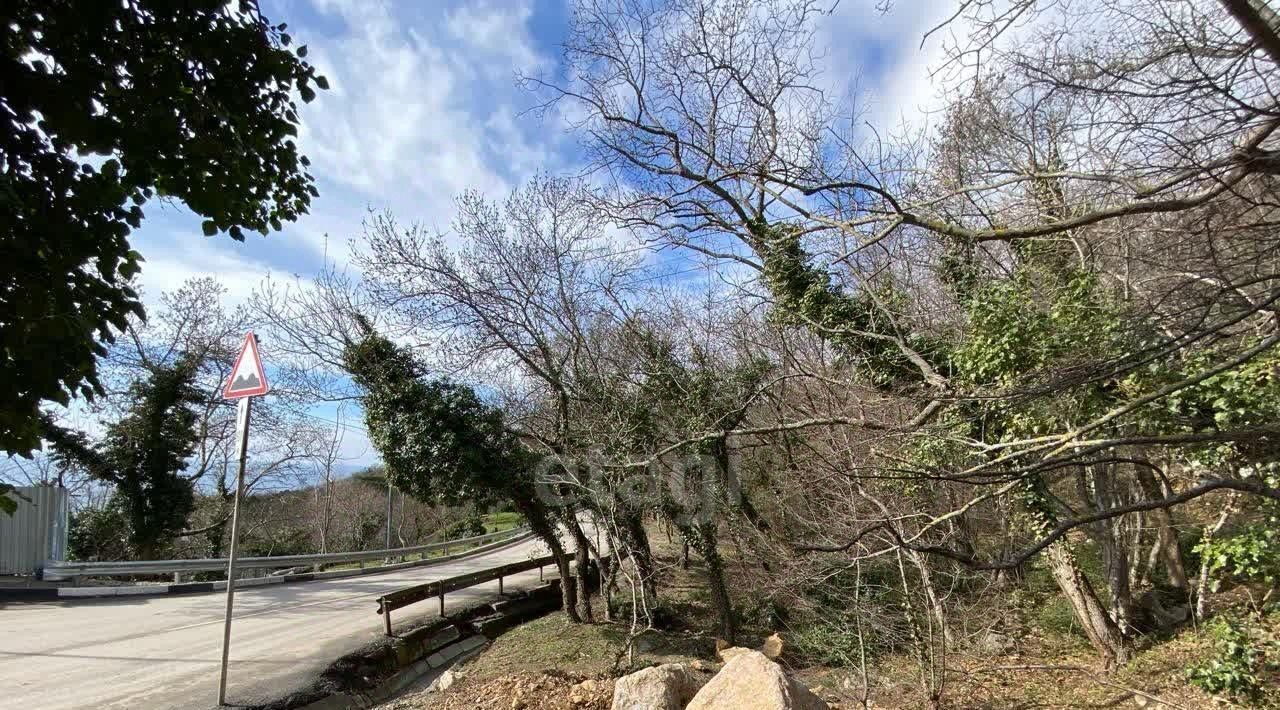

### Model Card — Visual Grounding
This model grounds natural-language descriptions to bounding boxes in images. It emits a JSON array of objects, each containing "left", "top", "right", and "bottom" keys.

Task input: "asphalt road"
[{"left": 0, "top": 535, "right": 555, "bottom": 710}]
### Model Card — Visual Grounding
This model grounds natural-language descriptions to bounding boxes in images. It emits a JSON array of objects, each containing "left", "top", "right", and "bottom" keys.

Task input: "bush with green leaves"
[
  {"left": 1196, "top": 474, "right": 1280, "bottom": 592},
  {"left": 1187, "top": 617, "right": 1279, "bottom": 700},
  {"left": 441, "top": 515, "right": 486, "bottom": 541},
  {"left": 68, "top": 500, "right": 133, "bottom": 562},
  {"left": 1197, "top": 524, "right": 1280, "bottom": 592}
]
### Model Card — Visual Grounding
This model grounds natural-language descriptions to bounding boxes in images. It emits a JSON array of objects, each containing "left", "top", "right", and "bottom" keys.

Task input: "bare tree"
[{"left": 530, "top": 0, "right": 1280, "bottom": 669}]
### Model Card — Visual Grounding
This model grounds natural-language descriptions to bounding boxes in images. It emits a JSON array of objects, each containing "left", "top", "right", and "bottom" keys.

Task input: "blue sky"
[{"left": 121, "top": 0, "right": 956, "bottom": 470}]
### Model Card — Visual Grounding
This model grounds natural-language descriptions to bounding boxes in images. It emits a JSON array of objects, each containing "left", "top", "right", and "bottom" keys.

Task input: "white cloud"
[
  {"left": 445, "top": 0, "right": 545, "bottom": 78},
  {"left": 815, "top": 1, "right": 960, "bottom": 136},
  {"left": 297, "top": 1, "right": 546, "bottom": 200},
  {"left": 135, "top": 232, "right": 279, "bottom": 311},
  {"left": 273, "top": 0, "right": 564, "bottom": 267}
]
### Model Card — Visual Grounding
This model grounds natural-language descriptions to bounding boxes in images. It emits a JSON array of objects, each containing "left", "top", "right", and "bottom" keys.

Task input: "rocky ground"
[{"left": 382, "top": 670, "right": 615, "bottom": 710}]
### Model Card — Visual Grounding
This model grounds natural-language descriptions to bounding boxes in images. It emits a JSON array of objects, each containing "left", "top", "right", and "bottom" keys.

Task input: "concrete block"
[
  {"left": 425, "top": 636, "right": 483, "bottom": 668},
  {"left": 392, "top": 639, "right": 418, "bottom": 667},
  {"left": 424, "top": 649, "right": 449, "bottom": 668},
  {"left": 58, "top": 587, "right": 106, "bottom": 598},
  {"left": 114, "top": 585, "right": 167, "bottom": 596},
  {"left": 419, "top": 625, "right": 461, "bottom": 655}
]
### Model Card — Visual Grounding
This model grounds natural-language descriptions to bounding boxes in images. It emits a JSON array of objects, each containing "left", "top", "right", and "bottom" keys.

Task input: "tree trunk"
[
  {"left": 570, "top": 520, "right": 595, "bottom": 622},
  {"left": 1195, "top": 493, "right": 1240, "bottom": 619},
  {"left": 907, "top": 548, "right": 953, "bottom": 647},
  {"left": 1134, "top": 465, "right": 1189, "bottom": 592},
  {"left": 515, "top": 496, "right": 580, "bottom": 622},
  {"left": 1045, "top": 542, "right": 1131, "bottom": 668},
  {"left": 589, "top": 539, "right": 616, "bottom": 621},
  {"left": 693, "top": 522, "right": 736, "bottom": 644},
  {"left": 618, "top": 509, "right": 658, "bottom": 604},
  {"left": 1082, "top": 463, "right": 1140, "bottom": 633}
]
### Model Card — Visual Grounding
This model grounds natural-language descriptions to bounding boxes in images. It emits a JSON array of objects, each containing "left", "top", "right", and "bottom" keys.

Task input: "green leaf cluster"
[
  {"left": 1, "top": 0, "right": 325, "bottom": 454},
  {"left": 343, "top": 329, "right": 528, "bottom": 508},
  {"left": 46, "top": 356, "right": 204, "bottom": 554},
  {"left": 753, "top": 220, "right": 935, "bottom": 386},
  {"left": 1187, "top": 617, "right": 1279, "bottom": 700}
]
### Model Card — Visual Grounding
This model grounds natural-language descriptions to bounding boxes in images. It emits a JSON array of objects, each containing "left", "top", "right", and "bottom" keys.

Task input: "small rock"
[
  {"left": 975, "top": 630, "right": 1016, "bottom": 654},
  {"left": 691, "top": 659, "right": 712, "bottom": 672},
  {"left": 569, "top": 679, "right": 599, "bottom": 706},
  {"left": 761, "top": 633, "right": 785, "bottom": 660},
  {"left": 432, "top": 669, "right": 457, "bottom": 692}
]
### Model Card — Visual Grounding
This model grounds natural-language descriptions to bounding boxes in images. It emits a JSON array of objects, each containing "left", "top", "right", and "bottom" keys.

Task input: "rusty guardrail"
[{"left": 375, "top": 553, "right": 562, "bottom": 635}]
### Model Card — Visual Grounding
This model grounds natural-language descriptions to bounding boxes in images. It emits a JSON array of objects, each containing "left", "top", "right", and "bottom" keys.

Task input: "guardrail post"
[
  {"left": 173, "top": 572, "right": 182, "bottom": 584},
  {"left": 539, "top": 565, "right": 543, "bottom": 581},
  {"left": 381, "top": 599, "right": 392, "bottom": 637},
  {"left": 498, "top": 572, "right": 504, "bottom": 595},
  {"left": 438, "top": 587, "right": 446, "bottom": 616}
]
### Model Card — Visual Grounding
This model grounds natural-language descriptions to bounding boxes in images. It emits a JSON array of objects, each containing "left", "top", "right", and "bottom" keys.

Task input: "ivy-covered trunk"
[
  {"left": 618, "top": 509, "right": 659, "bottom": 605},
  {"left": 515, "top": 497, "right": 581, "bottom": 623},
  {"left": 569, "top": 518, "right": 595, "bottom": 622},
  {"left": 681, "top": 521, "right": 736, "bottom": 643}
]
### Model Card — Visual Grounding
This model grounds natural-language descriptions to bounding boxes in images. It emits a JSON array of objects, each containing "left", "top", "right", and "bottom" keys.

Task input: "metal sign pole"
[
  {"left": 218, "top": 395, "right": 252, "bottom": 706},
  {"left": 384, "top": 479, "right": 393, "bottom": 563}
]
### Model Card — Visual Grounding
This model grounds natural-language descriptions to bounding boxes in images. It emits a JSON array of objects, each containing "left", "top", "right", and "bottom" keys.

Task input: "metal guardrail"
[
  {"left": 42, "top": 526, "right": 531, "bottom": 581},
  {"left": 375, "top": 553, "right": 560, "bottom": 635}
]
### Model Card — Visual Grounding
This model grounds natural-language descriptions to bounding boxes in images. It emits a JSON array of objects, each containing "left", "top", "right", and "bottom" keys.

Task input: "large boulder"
[
  {"left": 685, "top": 650, "right": 828, "bottom": 710},
  {"left": 611, "top": 663, "right": 706, "bottom": 710}
]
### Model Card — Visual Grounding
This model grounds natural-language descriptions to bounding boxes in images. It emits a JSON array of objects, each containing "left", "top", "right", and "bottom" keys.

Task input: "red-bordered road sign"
[{"left": 223, "top": 332, "right": 269, "bottom": 399}]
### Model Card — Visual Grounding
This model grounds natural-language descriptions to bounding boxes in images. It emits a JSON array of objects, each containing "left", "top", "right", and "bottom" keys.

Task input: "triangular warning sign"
[{"left": 224, "top": 332, "right": 269, "bottom": 399}]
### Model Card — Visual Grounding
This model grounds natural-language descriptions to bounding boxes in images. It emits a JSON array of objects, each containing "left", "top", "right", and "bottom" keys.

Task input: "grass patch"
[
  {"left": 481, "top": 511, "right": 524, "bottom": 533},
  {"left": 459, "top": 610, "right": 631, "bottom": 680}
]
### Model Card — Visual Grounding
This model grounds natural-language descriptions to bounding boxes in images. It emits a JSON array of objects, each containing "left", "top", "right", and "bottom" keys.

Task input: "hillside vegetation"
[{"left": 9, "top": 0, "right": 1280, "bottom": 706}]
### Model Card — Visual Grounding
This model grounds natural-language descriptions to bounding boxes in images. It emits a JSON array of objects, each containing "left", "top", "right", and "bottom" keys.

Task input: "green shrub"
[
  {"left": 789, "top": 615, "right": 879, "bottom": 666},
  {"left": 68, "top": 500, "right": 134, "bottom": 561},
  {"left": 441, "top": 514, "right": 486, "bottom": 541},
  {"left": 1033, "top": 596, "right": 1085, "bottom": 640},
  {"left": 1187, "top": 618, "right": 1278, "bottom": 700},
  {"left": 1196, "top": 523, "right": 1280, "bottom": 591}
]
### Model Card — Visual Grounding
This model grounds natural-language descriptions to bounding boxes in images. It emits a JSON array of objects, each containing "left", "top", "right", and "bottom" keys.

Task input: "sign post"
[{"left": 218, "top": 332, "right": 270, "bottom": 706}]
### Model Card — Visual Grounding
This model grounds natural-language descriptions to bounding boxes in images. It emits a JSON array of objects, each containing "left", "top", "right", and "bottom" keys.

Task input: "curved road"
[{"left": 0, "top": 536, "right": 554, "bottom": 710}]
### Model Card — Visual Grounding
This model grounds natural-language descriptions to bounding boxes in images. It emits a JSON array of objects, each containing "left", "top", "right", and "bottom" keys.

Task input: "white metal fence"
[
  {"left": 42, "top": 525, "right": 531, "bottom": 581},
  {"left": 0, "top": 485, "right": 69, "bottom": 575}
]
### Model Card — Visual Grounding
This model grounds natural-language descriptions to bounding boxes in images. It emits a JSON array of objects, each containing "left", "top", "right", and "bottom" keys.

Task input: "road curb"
[
  {"left": 269, "top": 582, "right": 566, "bottom": 710},
  {"left": 0, "top": 532, "right": 536, "bottom": 602}
]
